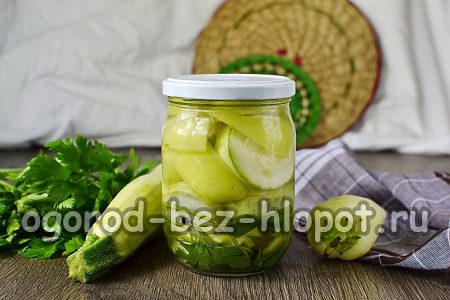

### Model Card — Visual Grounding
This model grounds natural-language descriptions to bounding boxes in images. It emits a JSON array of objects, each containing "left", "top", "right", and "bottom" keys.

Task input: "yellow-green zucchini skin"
[{"left": 67, "top": 165, "right": 162, "bottom": 283}]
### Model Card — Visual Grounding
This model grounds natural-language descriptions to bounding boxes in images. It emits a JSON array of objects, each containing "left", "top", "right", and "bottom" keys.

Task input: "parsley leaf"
[
  {"left": 0, "top": 203, "right": 7, "bottom": 217},
  {"left": 56, "top": 198, "right": 75, "bottom": 212},
  {"left": 19, "top": 155, "right": 71, "bottom": 189},
  {"left": 46, "top": 138, "right": 81, "bottom": 171},
  {"left": 63, "top": 235, "right": 84, "bottom": 256},
  {"left": 0, "top": 169, "right": 23, "bottom": 181},
  {"left": 6, "top": 211, "right": 21, "bottom": 236},
  {"left": 19, "top": 239, "right": 62, "bottom": 260},
  {"left": 210, "top": 246, "right": 251, "bottom": 269},
  {"left": 0, "top": 135, "right": 159, "bottom": 259},
  {"left": 178, "top": 233, "right": 252, "bottom": 271}
]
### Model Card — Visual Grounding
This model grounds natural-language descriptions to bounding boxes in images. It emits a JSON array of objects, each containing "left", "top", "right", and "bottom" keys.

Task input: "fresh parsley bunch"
[{"left": 0, "top": 136, "right": 158, "bottom": 259}]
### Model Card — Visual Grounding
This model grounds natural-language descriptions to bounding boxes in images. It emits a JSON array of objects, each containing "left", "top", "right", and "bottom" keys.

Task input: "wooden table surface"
[{"left": 1, "top": 149, "right": 449, "bottom": 300}]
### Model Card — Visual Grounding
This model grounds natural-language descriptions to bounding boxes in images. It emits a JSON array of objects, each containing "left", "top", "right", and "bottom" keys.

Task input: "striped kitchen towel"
[{"left": 294, "top": 139, "right": 450, "bottom": 270}]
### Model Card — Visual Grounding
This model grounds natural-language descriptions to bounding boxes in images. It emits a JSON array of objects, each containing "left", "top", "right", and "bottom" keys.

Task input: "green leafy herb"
[
  {"left": 19, "top": 239, "right": 63, "bottom": 260},
  {"left": 175, "top": 232, "right": 252, "bottom": 271},
  {"left": 63, "top": 235, "right": 85, "bottom": 256},
  {"left": 0, "top": 135, "right": 158, "bottom": 259}
]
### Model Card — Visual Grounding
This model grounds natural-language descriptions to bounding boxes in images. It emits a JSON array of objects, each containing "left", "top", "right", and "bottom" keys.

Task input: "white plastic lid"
[{"left": 162, "top": 74, "right": 295, "bottom": 100}]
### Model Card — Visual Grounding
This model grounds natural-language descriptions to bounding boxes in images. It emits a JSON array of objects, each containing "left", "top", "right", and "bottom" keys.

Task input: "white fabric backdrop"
[{"left": 0, "top": 0, "right": 449, "bottom": 154}]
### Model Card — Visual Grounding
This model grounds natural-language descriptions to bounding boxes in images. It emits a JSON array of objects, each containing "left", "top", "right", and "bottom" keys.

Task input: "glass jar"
[{"left": 161, "top": 74, "right": 295, "bottom": 276}]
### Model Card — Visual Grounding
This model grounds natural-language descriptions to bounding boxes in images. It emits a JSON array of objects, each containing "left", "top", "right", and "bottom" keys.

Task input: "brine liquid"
[{"left": 162, "top": 98, "right": 295, "bottom": 275}]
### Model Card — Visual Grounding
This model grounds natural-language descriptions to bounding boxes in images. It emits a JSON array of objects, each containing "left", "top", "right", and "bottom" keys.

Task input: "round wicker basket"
[{"left": 194, "top": 0, "right": 381, "bottom": 148}]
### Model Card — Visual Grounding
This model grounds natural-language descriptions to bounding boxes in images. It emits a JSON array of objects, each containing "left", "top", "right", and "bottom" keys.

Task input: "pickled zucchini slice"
[
  {"left": 163, "top": 112, "right": 211, "bottom": 152},
  {"left": 175, "top": 144, "right": 247, "bottom": 203},
  {"left": 164, "top": 181, "right": 219, "bottom": 211},
  {"left": 224, "top": 187, "right": 292, "bottom": 217},
  {"left": 210, "top": 111, "right": 294, "bottom": 158},
  {"left": 216, "top": 127, "right": 293, "bottom": 190},
  {"left": 162, "top": 148, "right": 182, "bottom": 185},
  {"left": 215, "top": 126, "right": 241, "bottom": 179}
]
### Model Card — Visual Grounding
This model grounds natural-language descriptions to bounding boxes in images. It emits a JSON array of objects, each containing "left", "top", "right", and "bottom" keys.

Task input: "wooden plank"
[
  {"left": 0, "top": 150, "right": 449, "bottom": 299},
  {"left": 1, "top": 234, "right": 449, "bottom": 299}
]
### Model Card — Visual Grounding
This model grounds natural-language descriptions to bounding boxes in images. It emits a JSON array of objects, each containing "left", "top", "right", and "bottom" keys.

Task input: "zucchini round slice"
[
  {"left": 217, "top": 127, "right": 294, "bottom": 190},
  {"left": 210, "top": 111, "right": 294, "bottom": 158}
]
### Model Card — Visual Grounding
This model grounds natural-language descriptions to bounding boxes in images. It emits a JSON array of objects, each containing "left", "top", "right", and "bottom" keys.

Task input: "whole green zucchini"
[{"left": 67, "top": 165, "right": 162, "bottom": 283}]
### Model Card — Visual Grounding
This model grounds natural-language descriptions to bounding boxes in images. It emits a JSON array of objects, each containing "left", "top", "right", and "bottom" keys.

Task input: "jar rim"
[{"left": 162, "top": 74, "right": 295, "bottom": 100}]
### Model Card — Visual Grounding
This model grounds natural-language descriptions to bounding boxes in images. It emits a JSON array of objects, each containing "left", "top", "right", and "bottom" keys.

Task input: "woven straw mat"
[{"left": 194, "top": 0, "right": 381, "bottom": 148}]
